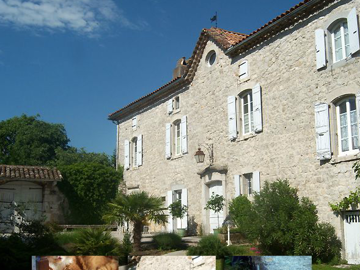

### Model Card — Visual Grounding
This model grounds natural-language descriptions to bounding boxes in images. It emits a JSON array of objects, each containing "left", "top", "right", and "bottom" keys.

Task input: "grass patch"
[{"left": 55, "top": 231, "right": 82, "bottom": 246}]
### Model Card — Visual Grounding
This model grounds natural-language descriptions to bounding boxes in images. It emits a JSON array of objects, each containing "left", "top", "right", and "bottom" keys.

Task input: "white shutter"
[
  {"left": 315, "top": 29, "right": 326, "bottom": 69},
  {"left": 252, "top": 83, "right": 263, "bottom": 133},
  {"left": 165, "top": 123, "right": 171, "bottom": 159},
  {"left": 348, "top": 7, "right": 360, "bottom": 55},
  {"left": 167, "top": 99, "right": 173, "bottom": 115},
  {"left": 228, "top": 96, "right": 237, "bottom": 140},
  {"left": 181, "top": 188, "right": 188, "bottom": 229},
  {"left": 315, "top": 103, "right": 331, "bottom": 160},
  {"left": 181, "top": 115, "right": 188, "bottom": 154},
  {"left": 253, "top": 171, "right": 260, "bottom": 193},
  {"left": 137, "top": 134, "right": 142, "bottom": 166},
  {"left": 124, "top": 140, "right": 130, "bottom": 170},
  {"left": 167, "top": 190, "right": 173, "bottom": 233},
  {"left": 356, "top": 92, "right": 360, "bottom": 146},
  {"left": 234, "top": 175, "right": 240, "bottom": 197},
  {"left": 239, "top": 61, "right": 248, "bottom": 79},
  {"left": 132, "top": 116, "right": 137, "bottom": 130}
]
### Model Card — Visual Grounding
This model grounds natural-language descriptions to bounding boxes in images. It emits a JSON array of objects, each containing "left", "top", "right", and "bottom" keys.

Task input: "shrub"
[
  {"left": 187, "top": 234, "right": 231, "bottom": 259},
  {"left": 228, "top": 180, "right": 341, "bottom": 263},
  {"left": 71, "top": 228, "right": 122, "bottom": 255},
  {"left": 153, "top": 233, "right": 183, "bottom": 250}
]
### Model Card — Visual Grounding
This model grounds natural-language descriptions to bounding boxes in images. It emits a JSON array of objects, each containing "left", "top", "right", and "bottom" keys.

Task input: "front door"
[
  {"left": 344, "top": 211, "right": 360, "bottom": 264},
  {"left": 208, "top": 182, "right": 224, "bottom": 233}
]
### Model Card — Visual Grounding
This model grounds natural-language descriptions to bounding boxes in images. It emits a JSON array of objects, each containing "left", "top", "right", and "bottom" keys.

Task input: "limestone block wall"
[{"left": 117, "top": 0, "right": 360, "bottom": 240}]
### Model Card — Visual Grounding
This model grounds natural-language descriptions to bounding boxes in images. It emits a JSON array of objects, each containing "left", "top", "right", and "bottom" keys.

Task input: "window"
[
  {"left": 132, "top": 116, "right": 137, "bottom": 130},
  {"left": 239, "top": 60, "right": 248, "bottom": 79},
  {"left": 174, "top": 96, "right": 180, "bottom": 110},
  {"left": 336, "top": 97, "right": 359, "bottom": 155},
  {"left": 331, "top": 20, "right": 350, "bottom": 63},
  {"left": 241, "top": 91, "right": 254, "bottom": 135},
  {"left": 205, "top": 50, "right": 216, "bottom": 67},
  {"left": 165, "top": 116, "right": 188, "bottom": 159},
  {"left": 234, "top": 171, "right": 260, "bottom": 197},
  {"left": 315, "top": 8, "right": 360, "bottom": 69},
  {"left": 131, "top": 137, "right": 138, "bottom": 167},
  {"left": 174, "top": 121, "right": 181, "bottom": 156}
]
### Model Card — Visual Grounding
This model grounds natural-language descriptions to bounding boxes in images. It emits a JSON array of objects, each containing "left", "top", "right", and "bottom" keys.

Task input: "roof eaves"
[{"left": 225, "top": 0, "right": 335, "bottom": 56}]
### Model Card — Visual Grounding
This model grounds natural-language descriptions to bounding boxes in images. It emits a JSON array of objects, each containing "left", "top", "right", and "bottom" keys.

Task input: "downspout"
[{"left": 112, "top": 120, "right": 120, "bottom": 170}]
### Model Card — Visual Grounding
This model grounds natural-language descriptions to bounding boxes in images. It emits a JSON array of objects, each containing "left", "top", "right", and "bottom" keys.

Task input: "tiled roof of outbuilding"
[{"left": 0, "top": 165, "right": 62, "bottom": 181}]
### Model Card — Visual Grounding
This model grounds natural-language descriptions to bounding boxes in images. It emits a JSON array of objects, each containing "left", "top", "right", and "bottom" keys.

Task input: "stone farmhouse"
[{"left": 109, "top": 0, "right": 360, "bottom": 263}]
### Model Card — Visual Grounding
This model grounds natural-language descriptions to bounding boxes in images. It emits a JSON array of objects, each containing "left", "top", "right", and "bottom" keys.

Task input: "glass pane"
[
  {"left": 339, "top": 101, "right": 347, "bottom": 114},
  {"left": 344, "top": 22, "right": 350, "bottom": 57},
  {"left": 341, "top": 125, "right": 348, "bottom": 139},
  {"left": 334, "top": 25, "right": 343, "bottom": 61},
  {"left": 350, "top": 98, "right": 356, "bottom": 111},
  {"left": 350, "top": 110, "right": 357, "bottom": 124},
  {"left": 340, "top": 113, "right": 347, "bottom": 127},
  {"left": 342, "top": 138, "right": 349, "bottom": 152}
]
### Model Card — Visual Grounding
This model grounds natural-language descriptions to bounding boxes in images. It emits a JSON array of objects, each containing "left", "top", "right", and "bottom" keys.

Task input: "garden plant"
[
  {"left": 168, "top": 200, "right": 188, "bottom": 235},
  {"left": 204, "top": 192, "right": 225, "bottom": 232}
]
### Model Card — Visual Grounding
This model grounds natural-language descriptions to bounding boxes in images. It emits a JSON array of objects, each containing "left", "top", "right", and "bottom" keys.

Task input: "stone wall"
[{"left": 116, "top": 0, "right": 360, "bottom": 243}]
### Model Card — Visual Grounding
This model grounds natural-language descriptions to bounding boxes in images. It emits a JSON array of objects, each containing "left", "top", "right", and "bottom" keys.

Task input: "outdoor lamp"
[{"left": 194, "top": 148, "right": 205, "bottom": 163}]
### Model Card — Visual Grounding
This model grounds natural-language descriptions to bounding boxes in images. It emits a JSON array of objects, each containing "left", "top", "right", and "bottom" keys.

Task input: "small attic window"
[{"left": 206, "top": 50, "right": 216, "bottom": 66}]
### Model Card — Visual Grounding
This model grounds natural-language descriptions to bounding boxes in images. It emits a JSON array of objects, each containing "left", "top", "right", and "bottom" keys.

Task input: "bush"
[
  {"left": 70, "top": 228, "right": 122, "bottom": 255},
  {"left": 228, "top": 180, "right": 342, "bottom": 263},
  {"left": 153, "top": 233, "right": 183, "bottom": 250},
  {"left": 187, "top": 234, "right": 231, "bottom": 259}
]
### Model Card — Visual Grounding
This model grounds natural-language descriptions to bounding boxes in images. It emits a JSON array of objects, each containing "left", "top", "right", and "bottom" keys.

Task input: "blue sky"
[{"left": 0, "top": 0, "right": 301, "bottom": 156}]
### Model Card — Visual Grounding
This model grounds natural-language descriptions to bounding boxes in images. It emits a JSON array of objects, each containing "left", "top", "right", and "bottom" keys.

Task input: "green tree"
[
  {"left": 103, "top": 191, "right": 167, "bottom": 252},
  {"left": 0, "top": 114, "right": 69, "bottom": 165},
  {"left": 57, "top": 163, "right": 122, "bottom": 224},
  {"left": 205, "top": 193, "right": 225, "bottom": 229}
]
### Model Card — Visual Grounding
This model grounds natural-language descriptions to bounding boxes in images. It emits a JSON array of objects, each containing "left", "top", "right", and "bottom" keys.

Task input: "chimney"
[{"left": 172, "top": 57, "right": 187, "bottom": 79}]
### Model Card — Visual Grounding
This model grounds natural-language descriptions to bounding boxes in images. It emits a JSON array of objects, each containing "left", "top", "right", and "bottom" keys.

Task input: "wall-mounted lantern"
[{"left": 194, "top": 143, "right": 214, "bottom": 164}]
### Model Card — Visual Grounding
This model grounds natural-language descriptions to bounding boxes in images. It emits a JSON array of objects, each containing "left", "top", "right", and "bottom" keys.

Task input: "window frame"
[
  {"left": 174, "top": 120, "right": 182, "bottom": 156},
  {"left": 335, "top": 96, "right": 359, "bottom": 157},
  {"left": 330, "top": 20, "right": 350, "bottom": 63},
  {"left": 240, "top": 90, "right": 254, "bottom": 136},
  {"left": 131, "top": 137, "right": 138, "bottom": 167}
]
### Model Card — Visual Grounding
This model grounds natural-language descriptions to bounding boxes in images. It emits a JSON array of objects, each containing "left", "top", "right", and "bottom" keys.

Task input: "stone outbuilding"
[
  {"left": 109, "top": 0, "right": 360, "bottom": 263},
  {"left": 0, "top": 164, "right": 65, "bottom": 232}
]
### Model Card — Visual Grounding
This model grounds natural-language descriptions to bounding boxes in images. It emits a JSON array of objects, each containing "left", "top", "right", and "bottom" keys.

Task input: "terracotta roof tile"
[
  {"left": 0, "top": 165, "right": 62, "bottom": 181},
  {"left": 205, "top": 27, "right": 247, "bottom": 50}
]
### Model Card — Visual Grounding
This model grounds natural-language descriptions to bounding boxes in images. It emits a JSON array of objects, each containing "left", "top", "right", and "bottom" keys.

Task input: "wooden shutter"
[
  {"left": 253, "top": 171, "right": 260, "bottom": 193},
  {"left": 181, "top": 188, "right": 188, "bottom": 229},
  {"left": 124, "top": 140, "right": 130, "bottom": 170},
  {"left": 167, "top": 99, "right": 173, "bottom": 115},
  {"left": 315, "top": 29, "right": 326, "bottom": 69},
  {"left": 132, "top": 116, "right": 137, "bottom": 130},
  {"left": 348, "top": 7, "right": 360, "bottom": 55},
  {"left": 181, "top": 115, "right": 188, "bottom": 154},
  {"left": 137, "top": 134, "right": 142, "bottom": 166},
  {"left": 228, "top": 96, "right": 237, "bottom": 140},
  {"left": 234, "top": 175, "right": 240, "bottom": 197},
  {"left": 315, "top": 103, "right": 331, "bottom": 160},
  {"left": 239, "top": 61, "right": 248, "bottom": 79},
  {"left": 165, "top": 123, "right": 171, "bottom": 159},
  {"left": 167, "top": 190, "right": 173, "bottom": 233},
  {"left": 252, "top": 83, "right": 263, "bottom": 133}
]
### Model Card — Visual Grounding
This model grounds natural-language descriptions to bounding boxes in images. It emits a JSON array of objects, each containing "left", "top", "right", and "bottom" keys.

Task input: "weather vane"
[{"left": 210, "top": 12, "right": 217, "bottom": 28}]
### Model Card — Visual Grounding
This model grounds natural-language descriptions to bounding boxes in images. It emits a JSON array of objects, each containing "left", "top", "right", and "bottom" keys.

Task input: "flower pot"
[
  {"left": 213, "top": 228, "right": 221, "bottom": 235},
  {"left": 176, "top": 228, "right": 186, "bottom": 237}
]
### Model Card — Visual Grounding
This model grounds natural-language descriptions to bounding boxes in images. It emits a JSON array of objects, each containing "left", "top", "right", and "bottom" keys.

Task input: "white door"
[
  {"left": 344, "top": 211, "right": 360, "bottom": 264},
  {"left": 208, "top": 182, "right": 224, "bottom": 233}
]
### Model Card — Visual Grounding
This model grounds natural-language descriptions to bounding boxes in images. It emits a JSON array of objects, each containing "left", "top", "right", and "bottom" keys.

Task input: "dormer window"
[{"left": 174, "top": 96, "right": 180, "bottom": 110}]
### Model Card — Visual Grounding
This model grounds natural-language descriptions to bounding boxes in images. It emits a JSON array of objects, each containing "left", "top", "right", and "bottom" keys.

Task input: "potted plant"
[
  {"left": 204, "top": 192, "right": 225, "bottom": 235},
  {"left": 168, "top": 200, "right": 188, "bottom": 237}
]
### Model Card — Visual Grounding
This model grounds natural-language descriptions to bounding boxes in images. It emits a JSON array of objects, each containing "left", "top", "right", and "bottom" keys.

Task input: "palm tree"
[{"left": 103, "top": 191, "right": 167, "bottom": 252}]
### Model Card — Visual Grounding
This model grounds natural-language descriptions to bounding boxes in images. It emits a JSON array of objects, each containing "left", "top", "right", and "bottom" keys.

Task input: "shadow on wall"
[{"left": 188, "top": 216, "right": 198, "bottom": 235}]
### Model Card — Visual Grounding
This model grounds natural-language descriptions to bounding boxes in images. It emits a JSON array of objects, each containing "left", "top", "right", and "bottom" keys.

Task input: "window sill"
[
  {"left": 173, "top": 109, "right": 181, "bottom": 115},
  {"left": 330, "top": 56, "right": 355, "bottom": 69},
  {"left": 238, "top": 77, "right": 250, "bottom": 84},
  {"left": 330, "top": 153, "right": 360, "bottom": 164},
  {"left": 171, "top": 155, "right": 183, "bottom": 161},
  {"left": 237, "top": 132, "right": 256, "bottom": 142}
]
